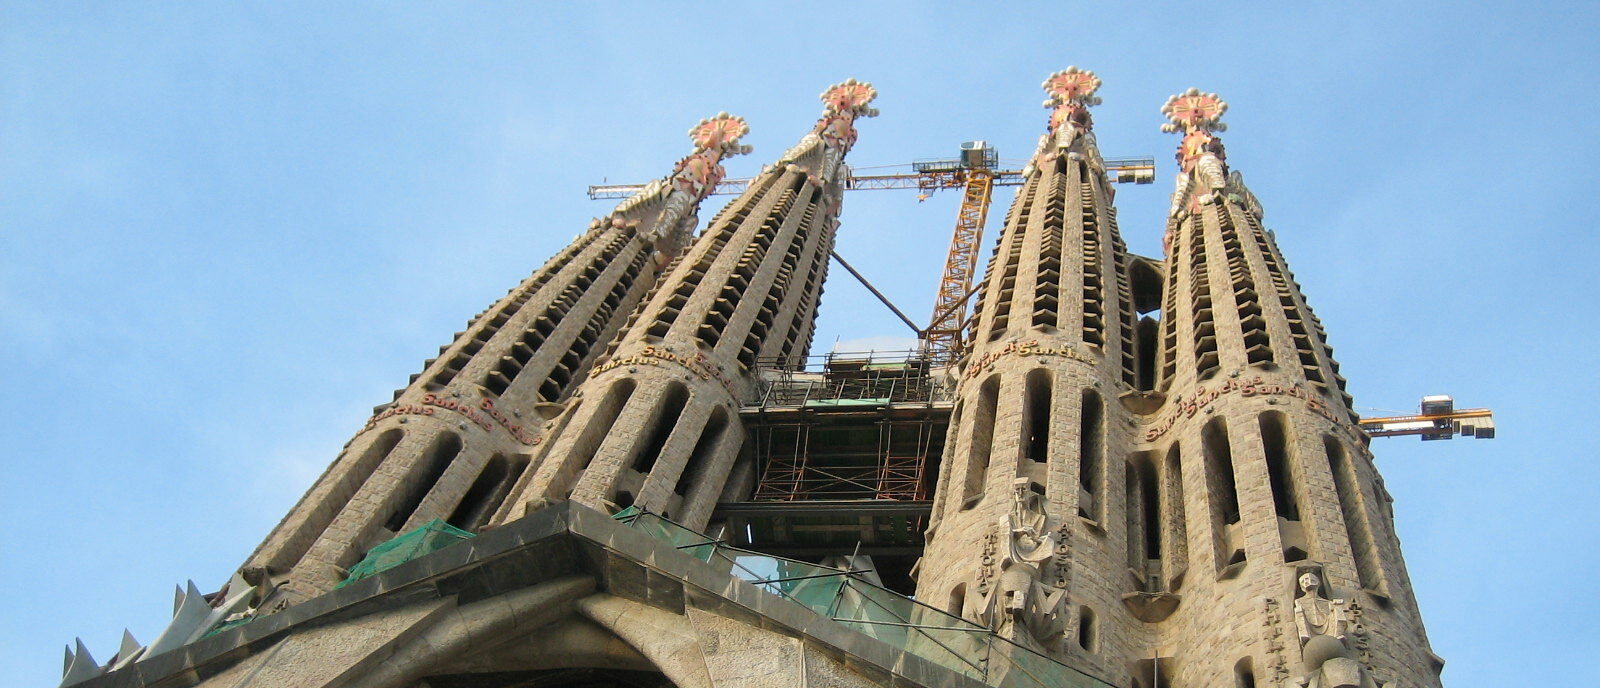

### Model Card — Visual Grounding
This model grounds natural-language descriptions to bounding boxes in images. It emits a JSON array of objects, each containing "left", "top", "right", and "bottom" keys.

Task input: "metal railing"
[
  {"left": 612, "top": 507, "right": 1113, "bottom": 688},
  {"left": 750, "top": 350, "right": 954, "bottom": 409}
]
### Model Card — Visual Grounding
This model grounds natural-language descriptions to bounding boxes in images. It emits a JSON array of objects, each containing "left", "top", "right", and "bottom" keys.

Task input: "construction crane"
[
  {"left": 589, "top": 142, "right": 1157, "bottom": 361},
  {"left": 1359, "top": 395, "right": 1496, "bottom": 440}
]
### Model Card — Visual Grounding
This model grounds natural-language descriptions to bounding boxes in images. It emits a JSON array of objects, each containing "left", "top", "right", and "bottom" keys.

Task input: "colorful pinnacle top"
[
  {"left": 819, "top": 79, "right": 879, "bottom": 118},
  {"left": 1160, "top": 88, "right": 1228, "bottom": 135},
  {"left": 1042, "top": 67, "right": 1102, "bottom": 107},
  {"left": 605, "top": 113, "right": 752, "bottom": 228},
  {"left": 688, "top": 112, "right": 752, "bottom": 155},
  {"left": 1042, "top": 67, "right": 1102, "bottom": 135}
]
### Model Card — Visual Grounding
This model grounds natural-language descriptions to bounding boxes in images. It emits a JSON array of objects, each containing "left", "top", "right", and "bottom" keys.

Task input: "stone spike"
[
  {"left": 59, "top": 638, "right": 101, "bottom": 686},
  {"left": 110, "top": 629, "right": 145, "bottom": 671},
  {"left": 119, "top": 629, "right": 140, "bottom": 657}
]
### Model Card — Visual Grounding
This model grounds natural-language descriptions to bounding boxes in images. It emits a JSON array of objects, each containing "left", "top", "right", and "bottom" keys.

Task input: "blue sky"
[{"left": 3, "top": 3, "right": 1595, "bottom": 685}]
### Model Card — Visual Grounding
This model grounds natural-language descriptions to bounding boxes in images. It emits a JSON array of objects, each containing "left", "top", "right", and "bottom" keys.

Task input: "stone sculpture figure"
[
  {"left": 978, "top": 479, "right": 1071, "bottom": 654},
  {"left": 1291, "top": 568, "right": 1375, "bottom": 688}
]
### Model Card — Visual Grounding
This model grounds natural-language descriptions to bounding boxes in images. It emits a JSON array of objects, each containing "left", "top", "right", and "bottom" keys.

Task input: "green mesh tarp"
[{"left": 337, "top": 519, "right": 474, "bottom": 588}]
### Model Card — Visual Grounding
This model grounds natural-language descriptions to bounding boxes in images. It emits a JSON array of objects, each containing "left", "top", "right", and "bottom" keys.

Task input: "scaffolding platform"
[{"left": 729, "top": 351, "right": 953, "bottom": 592}]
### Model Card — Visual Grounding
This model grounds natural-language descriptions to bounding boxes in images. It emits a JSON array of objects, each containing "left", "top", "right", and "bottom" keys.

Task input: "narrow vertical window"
[
  {"left": 447, "top": 453, "right": 531, "bottom": 532},
  {"left": 1024, "top": 369, "right": 1052, "bottom": 465},
  {"left": 1125, "top": 462, "right": 1145, "bottom": 571},
  {"left": 961, "top": 376, "right": 1001, "bottom": 509},
  {"left": 1326, "top": 436, "right": 1386, "bottom": 593},
  {"left": 1203, "top": 418, "right": 1245, "bottom": 570},
  {"left": 632, "top": 383, "right": 690, "bottom": 474},
  {"left": 447, "top": 454, "right": 509, "bottom": 530},
  {"left": 946, "top": 583, "right": 966, "bottom": 618},
  {"left": 1162, "top": 444, "right": 1189, "bottom": 585},
  {"left": 573, "top": 379, "right": 638, "bottom": 474},
  {"left": 1077, "top": 606, "right": 1097, "bottom": 652},
  {"left": 478, "top": 454, "right": 530, "bottom": 529},
  {"left": 1260, "top": 412, "right": 1301, "bottom": 520},
  {"left": 1078, "top": 389, "right": 1104, "bottom": 521},
  {"left": 676, "top": 407, "right": 730, "bottom": 498},
  {"left": 1235, "top": 658, "right": 1257, "bottom": 688},
  {"left": 1136, "top": 315, "right": 1160, "bottom": 391},
  {"left": 385, "top": 431, "right": 463, "bottom": 532},
  {"left": 1262, "top": 412, "right": 1308, "bottom": 562},
  {"left": 1127, "top": 453, "right": 1163, "bottom": 589}
]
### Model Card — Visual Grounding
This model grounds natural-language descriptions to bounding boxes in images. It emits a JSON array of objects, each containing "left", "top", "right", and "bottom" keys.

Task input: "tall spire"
[
  {"left": 921, "top": 69, "right": 1141, "bottom": 665},
  {"left": 236, "top": 114, "right": 749, "bottom": 605},
  {"left": 495, "top": 82, "right": 877, "bottom": 530}
]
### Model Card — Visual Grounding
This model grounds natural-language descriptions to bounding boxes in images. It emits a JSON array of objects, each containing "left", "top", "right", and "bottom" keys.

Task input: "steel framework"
[{"left": 923, "top": 170, "right": 993, "bottom": 359}]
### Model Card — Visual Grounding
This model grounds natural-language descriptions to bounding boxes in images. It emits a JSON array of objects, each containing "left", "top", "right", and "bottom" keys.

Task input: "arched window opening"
[
  {"left": 1203, "top": 419, "right": 1240, "bottom": 524},
  {"left": 946, "top": 583, "right": 967, "bottom": 619},
  {"left": 676, "top": 407, "right": 730, "bottom": 497},
  {"left": 1162, "top": 444, "right": 1189, "bottom": 585},
  {"left": 385, "top": 431, "right": 463, "bottom": 533},
  {"left": 961, "top": 376, "right": 1001, "bottom": 509},
  {"left": 632, "top": 383, "right": 690, "bottom": 474},
  {"left": 1260, "top": 412, "right": 1301, "bottom": 521},
  {"left": 1078, "top": 389, "right": 1104, "bottom": 521},
  {"left": 1262, "top": 412, "right": 1309, "bottom": 562},
  {"left": 1235, "top": 658, "right": 1257, "bottom": 688},
  {"left": 1077, "top": 605, "right": 1097, "bottom": 652},
  {"left": 1126, "top": 462, "right": 1144, "bottom": 571},
  {"left": 1136, "top": 315, "right": 1160, "bottom": 391},
  {"left": 1203, "top": 418, "right": 1245, "bottom": 572},
  {"left": 1024, "top": 369, "right": 1053, "bottom": 465},
  {"left": 1327, "top": 435, "right": 1387, "bottom": 593},
  {"left": 447, "top": 453, "right": 509, "bottom": 531},
  {"left": 572, "top": 379, "right": 638, "bottom": 474}
]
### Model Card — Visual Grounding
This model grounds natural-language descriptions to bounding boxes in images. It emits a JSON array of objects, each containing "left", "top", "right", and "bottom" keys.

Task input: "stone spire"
[
  {"left": 492, "top": 81, "right": 877, "bottom": 531},
  {"left": 918, "top": 70, "right": 1142, "bottom": 675},
  {"left": 236, "top": 116, "right": 749, "bottom": 605},
  {"left": 1143, "top": 90, "right": 1436, "bottom": 688}
]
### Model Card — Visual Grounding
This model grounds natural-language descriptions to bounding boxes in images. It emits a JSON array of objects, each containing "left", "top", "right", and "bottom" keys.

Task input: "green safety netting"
[
  {"left": 336, "top": 519, "right": 475, "bottom": 588},
  {"left": 609, "top": 507, "right": 1113, "bottom": 688}
]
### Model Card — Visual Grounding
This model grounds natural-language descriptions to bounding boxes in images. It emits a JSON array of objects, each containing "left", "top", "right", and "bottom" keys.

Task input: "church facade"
[{"left": 60, "top": 73, "right": 1442, "bottom": 688}]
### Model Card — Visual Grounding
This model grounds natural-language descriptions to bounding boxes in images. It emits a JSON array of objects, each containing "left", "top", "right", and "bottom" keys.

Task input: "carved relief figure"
[
  {"left": 1291, "top": 568, "right": 1375, "bottom": 688},
  {"left": 978, "top": 479, "right": 1071, "bottom": 654}
]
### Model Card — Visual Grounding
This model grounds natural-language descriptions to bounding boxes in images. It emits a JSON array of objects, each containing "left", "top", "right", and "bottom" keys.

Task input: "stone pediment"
[{"left": 79, "top": 503, "right": 996, "bottom": 688}]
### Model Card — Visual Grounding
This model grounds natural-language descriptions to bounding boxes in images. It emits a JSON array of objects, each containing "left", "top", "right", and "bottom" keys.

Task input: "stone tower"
[
  {"left": 916, "top": 76, "right": 1442, "bottom": 688},
  {"left": 237, "top": 113, "right": 752, "bottom": 606},
  {"left": 491, "top": 80, "right": 878, "bottom": 531},
  {"left": 917, "top": 67, "right": 1143, "bottom": 678},
  {"left": 60, "top": 75, "right": 1448, "bottom": 688}
]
